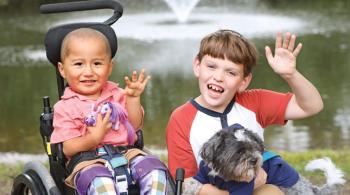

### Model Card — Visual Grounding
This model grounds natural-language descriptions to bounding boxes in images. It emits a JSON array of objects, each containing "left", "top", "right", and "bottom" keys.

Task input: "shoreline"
[{"left": 0, "top": 146, "right": 168, "bottom": 165}]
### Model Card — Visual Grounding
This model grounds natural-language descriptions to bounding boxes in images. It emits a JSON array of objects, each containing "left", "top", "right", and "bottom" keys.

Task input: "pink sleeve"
[
  {"left": 166, "top": 104, "right": 198, "bottom": 178},
  {"left": 50, "top": 101, "right": 84, "bottom": 144}
]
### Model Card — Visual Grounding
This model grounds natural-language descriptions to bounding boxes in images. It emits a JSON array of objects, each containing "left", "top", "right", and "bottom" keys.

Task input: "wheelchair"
[{"left": 11, "top": 1, "right": 184, "bottom": 194}]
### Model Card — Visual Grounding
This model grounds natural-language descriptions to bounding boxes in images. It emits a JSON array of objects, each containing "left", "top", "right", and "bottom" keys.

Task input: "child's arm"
[
  {"left": 63, "top": 110, "right": 112, "bottom": 157},
  {"left": 265, "top": 32, "right": 323, "bottom": 120},
  {"left": 124, "top": 69, "right": 151, "bottom": 129}
]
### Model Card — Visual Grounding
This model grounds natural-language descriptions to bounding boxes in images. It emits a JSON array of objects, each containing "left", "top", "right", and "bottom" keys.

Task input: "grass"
[
  {"left": 0, "top": 164, "right": 26, "bottom": 195},
  {"left": 1, "top": 150, "right": 349, "bottom": 194},
  {"left": 279, "top": 150, "right": 350, "bottom": 184}
]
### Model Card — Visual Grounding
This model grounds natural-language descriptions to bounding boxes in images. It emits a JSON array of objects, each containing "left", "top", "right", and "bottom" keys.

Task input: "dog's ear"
[
  {"left": 200, "top": 131, "right": 224, "bottom": 162},
  {"left": 244, "top": 130, "right": 265, "bottom": 153}
]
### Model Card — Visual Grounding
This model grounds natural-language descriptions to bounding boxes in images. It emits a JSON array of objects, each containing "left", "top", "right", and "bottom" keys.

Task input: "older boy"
[{"left": 166, "top": 30, "right": 323, "bottom": 194}]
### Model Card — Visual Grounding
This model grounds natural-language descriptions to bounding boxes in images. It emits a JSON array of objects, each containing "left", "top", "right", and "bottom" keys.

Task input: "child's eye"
[
  {"left": 94, "top": 62, "right": 103, "bottom": 66},
  {"left": 74, "top": 62, "right": 83, "bottom": 66}
]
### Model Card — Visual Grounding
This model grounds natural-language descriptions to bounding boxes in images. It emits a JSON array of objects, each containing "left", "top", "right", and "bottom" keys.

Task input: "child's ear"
[
  {"left": 238, "top": 73, "right": 252, "bottom": 92},
  {"left": 57, "top": 62, "right": 66, "bottom": 78},
  {"left": 192, "top": 57, "right": 201, "bottom": 78},
  {"left": 108, "top": 60, "right": 114, "bottom": 76}
]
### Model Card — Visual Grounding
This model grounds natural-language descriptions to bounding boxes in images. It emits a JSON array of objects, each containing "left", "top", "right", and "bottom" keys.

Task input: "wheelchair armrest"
[
  {"left": 51, "top": 142, "right": 68, "bottom": 168},
  {"left": 133, "top": 130, "right": 144, "bottom": 150}
]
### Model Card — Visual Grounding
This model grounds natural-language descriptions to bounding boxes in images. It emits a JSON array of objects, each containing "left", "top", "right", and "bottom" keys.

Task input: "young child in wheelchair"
[{"left": 50, "top": 27, "right": 168, "bottom": 195}]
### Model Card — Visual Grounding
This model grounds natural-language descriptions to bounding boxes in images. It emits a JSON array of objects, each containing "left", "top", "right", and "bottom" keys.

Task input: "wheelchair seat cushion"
[{"left": 44, "top": 22, "right": 118, "bottom": 66}]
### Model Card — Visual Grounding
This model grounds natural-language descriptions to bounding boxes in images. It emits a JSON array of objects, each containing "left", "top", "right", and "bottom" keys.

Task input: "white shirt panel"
[
  {"left": 189, "top": 111, "right": 223, "bottom": 166},
  {"left": 227, "top": 103, "right": 265, "bottom": 140}
]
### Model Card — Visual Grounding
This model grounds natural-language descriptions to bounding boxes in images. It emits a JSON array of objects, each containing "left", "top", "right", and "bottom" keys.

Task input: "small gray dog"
[{"left": 183, "top": 124, "right": 345, "bottom": 195}]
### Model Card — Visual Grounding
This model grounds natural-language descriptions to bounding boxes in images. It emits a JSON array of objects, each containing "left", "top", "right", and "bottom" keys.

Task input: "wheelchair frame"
[{"left": 11, "top": 1, "right": 184, "bottom": 194}]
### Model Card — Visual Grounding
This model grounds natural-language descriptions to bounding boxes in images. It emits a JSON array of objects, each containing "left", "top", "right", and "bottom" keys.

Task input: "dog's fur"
[
  {"left": 201, "top": 126, "right": 264, "bottom": 182},
  {"left": 183, "top": 125, "right": 345, "bottom": 195}
]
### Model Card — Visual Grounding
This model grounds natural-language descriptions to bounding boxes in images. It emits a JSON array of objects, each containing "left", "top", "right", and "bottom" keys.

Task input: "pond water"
[{"left": 0, "top": 0, "right": 350, "bottom": 153}]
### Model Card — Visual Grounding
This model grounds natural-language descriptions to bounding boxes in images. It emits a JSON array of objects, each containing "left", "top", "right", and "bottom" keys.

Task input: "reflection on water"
[
  {"left": 0, "top": 0, "right": 350, "bottom": 153},
  {"left": 334, "top": 108, "right": 350, "bottom": 140},
  {"left": 266, "top": 121, "right": 310, "bottom": 152}
]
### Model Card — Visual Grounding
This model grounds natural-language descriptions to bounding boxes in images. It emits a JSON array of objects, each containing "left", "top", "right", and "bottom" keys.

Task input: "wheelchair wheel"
[{"left": 12, "top": 170, "right": 47, "bottom": 195}]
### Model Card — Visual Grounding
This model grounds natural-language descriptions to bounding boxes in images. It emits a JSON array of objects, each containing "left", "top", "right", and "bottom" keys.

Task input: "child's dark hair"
[{"left": 197, "top": 29, "right": 258, "bottom": 77}]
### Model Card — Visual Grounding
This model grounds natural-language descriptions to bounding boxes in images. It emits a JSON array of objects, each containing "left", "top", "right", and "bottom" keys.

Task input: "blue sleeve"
[
  {"left": 263, "top": 156, "right": 299, "bottom": 187},
  {"left": 193, "top": 161, "right": 210, "bottom": 184}
]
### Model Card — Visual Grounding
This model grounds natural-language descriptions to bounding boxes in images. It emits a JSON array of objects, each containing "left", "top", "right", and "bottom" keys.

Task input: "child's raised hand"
[
  {"left": 265, "top": 32, "right": 302, "bottom": 78},
  {"left": 124, "top": 69, "right": 151, "bottom": 97}
]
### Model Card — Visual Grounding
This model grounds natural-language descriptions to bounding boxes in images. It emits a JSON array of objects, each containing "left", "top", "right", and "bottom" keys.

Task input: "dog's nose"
[{"left": 249, "top": 158, "right": 258, "bottom": 165}]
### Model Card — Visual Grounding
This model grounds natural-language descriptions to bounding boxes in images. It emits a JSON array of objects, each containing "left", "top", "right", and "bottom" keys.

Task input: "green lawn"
[{"left": 1, "top": 150, "right": 349, "bottom": 194}]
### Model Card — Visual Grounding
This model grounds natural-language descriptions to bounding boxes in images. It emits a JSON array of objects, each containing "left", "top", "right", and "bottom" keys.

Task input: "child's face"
[
  {"left": 58, "top": 36, "right": 113, "bottom": 100},
  {"left": 193, "top": 55, "right": 251, "bottom": 112}
]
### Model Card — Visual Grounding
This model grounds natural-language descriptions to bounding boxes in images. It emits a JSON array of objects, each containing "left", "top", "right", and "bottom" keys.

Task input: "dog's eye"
[{"left": 249, "top": 158, "right": 257, "bottom": 165}]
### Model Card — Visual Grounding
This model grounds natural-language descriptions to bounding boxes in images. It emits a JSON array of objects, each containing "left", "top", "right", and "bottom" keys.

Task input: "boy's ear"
[
  {"left": 57, "top": 62, "right": 66, "bottom": 78},
  {"left": 193, "top": 57, "right": 200, "bottom": 77},
  {"left": 238, "top": 73, "right": 252, "bottom": 92}
]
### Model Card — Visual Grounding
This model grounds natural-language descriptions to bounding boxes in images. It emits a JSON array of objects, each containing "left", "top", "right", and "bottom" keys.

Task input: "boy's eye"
[
  {"left": 206, "top": 64, "right": 215, "bottom": 69},
  {"left": 228, "top": 71, "right": 237, "bottom": 76}
]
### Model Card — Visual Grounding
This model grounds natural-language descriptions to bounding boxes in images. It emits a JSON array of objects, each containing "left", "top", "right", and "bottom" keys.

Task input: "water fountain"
[
  {"left": 163, "top": 0, "right": 200, "bottom": 23},
  {"left": 52, "top": 1, "right": 308, "bottom": 41}
]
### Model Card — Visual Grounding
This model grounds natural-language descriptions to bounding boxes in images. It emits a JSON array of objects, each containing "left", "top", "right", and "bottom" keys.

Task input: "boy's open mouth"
[{"left": 208, "top": 84, "right": 224, "bottom": 93}]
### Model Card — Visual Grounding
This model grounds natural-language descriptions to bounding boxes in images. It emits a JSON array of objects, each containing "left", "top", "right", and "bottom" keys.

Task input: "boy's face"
[
  {"left": 58, "top": 36, "right": 113, "bottom": 100},
  {"left": 193, "top": 55, "right": 251, "bottom": 112}
]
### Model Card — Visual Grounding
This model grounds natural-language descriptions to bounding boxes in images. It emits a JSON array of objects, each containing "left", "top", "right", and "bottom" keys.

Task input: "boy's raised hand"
[
  {"left": 124, "top": 69, "right": 151, "bottom": 97},
  {"left": 265, "top": 32, "right": 303, "bottom": 78}
]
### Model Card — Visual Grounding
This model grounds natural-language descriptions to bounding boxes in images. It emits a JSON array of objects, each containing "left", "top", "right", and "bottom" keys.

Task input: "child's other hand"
[
  {"left": 124, "top": 69, "right": 151, "bottom": 97},
  {"left": 265, "top": 32, "right": 302, "bottom": 79},
  {"left": 87, "top": 109, "right": 112, "bottom": 144}
]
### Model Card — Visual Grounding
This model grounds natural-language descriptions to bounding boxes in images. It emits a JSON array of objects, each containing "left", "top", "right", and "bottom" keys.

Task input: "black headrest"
[{"left": 44, "top": 22, "right": 117, "bottom": 66}]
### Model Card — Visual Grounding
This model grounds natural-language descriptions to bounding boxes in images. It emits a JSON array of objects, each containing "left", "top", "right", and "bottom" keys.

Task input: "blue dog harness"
[{"left": 262, "top": 151, "right": 279, "bottom": 162}]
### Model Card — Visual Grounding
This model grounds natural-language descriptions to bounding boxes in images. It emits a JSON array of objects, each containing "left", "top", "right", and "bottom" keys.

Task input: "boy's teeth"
[{"left": 208, "top": 84, "right": 224, "bottom": 93}]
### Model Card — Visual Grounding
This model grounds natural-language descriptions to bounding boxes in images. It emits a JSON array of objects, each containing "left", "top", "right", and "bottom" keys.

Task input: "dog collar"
[{"left": 263, "top": 151, "right": 279, "bottom": 162}]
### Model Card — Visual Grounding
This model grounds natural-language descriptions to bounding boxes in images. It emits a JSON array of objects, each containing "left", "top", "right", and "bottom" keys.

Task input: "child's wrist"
[
  {"left": 87, "top": 131, "right": 103, "bottom": 146},
  {"left": 126, "top": 95, "right": 141, "bottom": 102}
]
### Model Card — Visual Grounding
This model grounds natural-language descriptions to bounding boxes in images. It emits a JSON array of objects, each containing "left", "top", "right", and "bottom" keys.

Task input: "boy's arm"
[
  {"left": 166, "top": 112, "right": 198, "bottom": 178},
  {"left": 265, "top": 32, "right": 323, "bottom": 120},
  {"left": 198, "top": 185, "right": 229, "bottom": 195},
  {"left": 63, "top": 110, "right": 112, "bottom": 157},
  {"left": 124, "top": 69, "right": 151, "bottom": 129}
]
